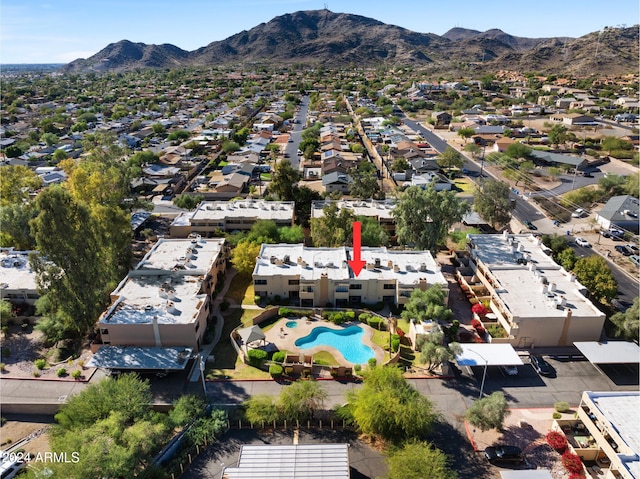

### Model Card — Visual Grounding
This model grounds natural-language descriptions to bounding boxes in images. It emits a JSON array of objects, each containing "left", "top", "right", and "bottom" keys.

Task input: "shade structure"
[
  {"left": 574, "top": 341, "right": 640, "bottom": 364},
  {"left": 455, "top": 343, "right": 524, "bottom": 367},
  {"left": 237, "top": 325, "right": 266, "bottom": 346}
]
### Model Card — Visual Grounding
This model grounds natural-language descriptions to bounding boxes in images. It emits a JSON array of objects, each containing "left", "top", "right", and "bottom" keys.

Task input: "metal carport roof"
[
  {"left": 87, "top": 346, "right": 193, "bottom": 370},
  {"left": 500, "top": 471, "right": 553, "bottom": 479},
  {"left": 455, "top": 343, "right": 524, "bottom": 367},
  {"left": 573, "top": 341, "right": 640, "bottom": 364}
]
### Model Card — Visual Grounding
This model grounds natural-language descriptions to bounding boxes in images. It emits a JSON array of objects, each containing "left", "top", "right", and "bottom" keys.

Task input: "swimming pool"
[
  {"left": 295, "top": 325, "right": 374, "bottom": 364},
  {"left": 285, "top": 321, "right": 298, "bottom": 328}
]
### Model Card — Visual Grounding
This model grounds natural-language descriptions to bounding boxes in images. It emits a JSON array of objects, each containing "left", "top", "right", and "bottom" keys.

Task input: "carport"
[
  {"left": 499, "top": 471, "right": 553, "bottom": 479},
  {"left": 573, "top": 341, "right": 640, "bottom": 364},
  {"left": 87, "top": 346, "right": 193, "bottom": 372},
  {"left": 455, "top": 344, "right": 524, "bottom": 398}
]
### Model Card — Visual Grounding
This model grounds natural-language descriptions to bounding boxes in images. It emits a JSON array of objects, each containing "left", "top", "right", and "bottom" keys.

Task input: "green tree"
[
  {"left": 0, "top": 299, "right": 14, "bottom": 326},
  {"left": 279, "top": 380, "right": 328, "bottom": 421},
  {"left": 624, "top": 172, "right": 639, "bottom": 196},
  {"left": 393, "top": 186, "right": 470, "bottom": 251},
  {"left": 278, "top": 225, "right": 305, "bottom": 243},
  {"left": 310, "top": 202, "right": 355, "bottom": 247},
  {"left": 348, "top": 168, "right": 381, "bottom": 199},
  {"left": 269, "top": 159, "right": 300, "bottom": 201},
  {"left": 388, "top": 441, "right": 458, "bottom": 479},
  {"left": 169, "top": 395, "right": 206, "bottom": 427},
  {"left": 598, "top": 174, "right": 627, "bottom": 198},
  {"left": 152, "top": 123, "right": 166, "bottom": 135},
  {"left": 359, "top": 215, "right": 388, "bottom": 247},
  {"left": 222, "top": 140, "right": 240, "bottom": 153},
  {"left": 548, "top": 124, "right": 568, "bottom": 148},
  {"left": 186, "top": 409, "right": 228, "bottom": 447},
  {"left": 345, "top": 365, "right": 437, "bottom": 442},
  {"left": 557, "top": 248, "right": 577, "bottom": 271},
  {"left": 457, "top": 127, "right": 475, "bottom": 143},
  {"left": 3, "top": 144, "right": 23, "bottom": 158},
  {"left": 167, "top": 130, "right": 191, "bottom": 142},
  {"left": 40, "top": 132, "right": 59, "bottom": 146},
  {"left": 390, "top": 157, "right": 410, "bottom": 172},
  {"left": 465, "top": 392, "right": 510, "bottom": 431},
  {"left": 547, "top": 166, "right": 564, "bottom": 180},
  {"left": 505, "top": 142, "right": 532, "bottom": 159},
  {"left": 231, "top": 241, "right": 262, "bottom": 276},
  {"left": 463, "top": 143, "right": 481, "bottom": 158},
  {"left": 0, "top": 165, "right": 43, "bottom": 206},
  {"left": 473, "top": 179, "right": 515, "bottom": 229},
  {"left": 609, "top": 297, "right": 639, "bottom": 341},
  {"left": 30, "top": 187, "right": 116, "bottom": 341},
  {"left": 173, "top": 194, "right": 204, "bottom": 210},
  {"left": 245, "top": 219, "right": 280, "bottom": 244},
  {"left": 0, "top": 203, "right": 37, "bottom": 250},
  {"left": 52, "top": 148, "right": 69, "bottom": 162},
  {"left": 401, "top": 285, "right": 453, "bottom": 323},
  {"left": 418, "top": 330, "right": 462, "bottom": 373},
  {"left": 573, "top": 256, "right": 618, "bottom": 302},
  {"left": 436, "top": 146, "right": 464, "bottom": 170}
]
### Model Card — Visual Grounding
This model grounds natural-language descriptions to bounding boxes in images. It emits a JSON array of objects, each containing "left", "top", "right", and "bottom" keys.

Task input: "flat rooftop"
[
  {"left": 179, "top": 199, "right": 295, "bottom": 224},
  {"left": 254, "top": 244, "right": 446, "bottom": 286},
  {"left": 0, "top": 250, "right": 38, "bottom": 292},
  {"left": 468, "top": 234, "right": 604, "bottom": 319},
  {"left": 311, "top": 199, "right": 395, "bottom": 220},
  {"left": 87, "top": 346, "right": 192, "bottom": 370},
  {"left": 585, "top": 391, "right": 640, "bottom": 479}
]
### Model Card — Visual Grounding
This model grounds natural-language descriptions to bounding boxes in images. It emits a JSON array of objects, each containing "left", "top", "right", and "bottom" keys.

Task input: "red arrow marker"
[{"left": 348, "top": 221, "right": 366, "bottom": 277}]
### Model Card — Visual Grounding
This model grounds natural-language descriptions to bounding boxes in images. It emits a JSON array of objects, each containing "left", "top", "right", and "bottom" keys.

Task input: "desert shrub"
[
  {"left": 0, "top": 363, "right": 4, "bottom": 372},
  {"left": 345, "top": 311, "right": 355, "bottom": 321},
  {"left": 552, "top": 412, "right": 562, "bottom": 419},
  {"left": 78, "top": 359, "right": 85, "bottom": 369},
  {"left": 610, "top": 149, "right": 634, "bottom": 159},
  {"left": 269, "top": 364, "right": 283, "bottom": 378},
  {"left": 33, "top": 371, "right": 40, "bottom": 377},
  {"left": 34, "top": 359, "right": 46, "bottom": 370},
  {"left": 56, "top": 367, "right": 67, "bottom": 377},
  {"left": 546, "top": 431, "right": 568, "bottom": 452},
  {"left": 554, "top": 401, "right": 571, "bottom": 413},
  {"left": 358, "top": 313, "right": 370, "bottom": 322},
  {"left": 272, "top": 351, "right": 286, "bottom": 363},
  {"left": 284, "top": 367, "right": 293, "bottom": 376},
  {"left": 562, "top": 451, "right": 584, "bottom": 474},
  {"left": 487, "top": 324, "right": 507, "bottom": 338},
  {"left": 329, "top": 312, "right": 347, "bottom": 325},
  {"left": 353, "top": 364, "right": 361, "bottom": 373},
  {"left": 247, "top": 349, "right": 268, "bottom": 367},
  {"left": 368, "top": 358, "right": 377, "bottom": 368},
  {"left": 71, "top": 370, "right": 82, "bottom": 380}
]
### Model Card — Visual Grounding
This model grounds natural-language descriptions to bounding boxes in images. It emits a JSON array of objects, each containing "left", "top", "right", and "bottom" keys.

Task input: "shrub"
[
  {"left": 0, "top": 363, "right": 5, "bottom": 372},
  {"left": 269, "top": 364, "right": 283, "bottom": 378},
  {"left": 546, "top": 431, "right": 568, "bottom": 452},
  {"left": 247, "top": 349, "right": 268, "bottom": 367},
  {"left": 353, "top": 364, "right": 361, "bottom": 373},
  {"left": 78, "top": 360, "right": 85, "bottom": 369},
  {"left": 284, "top": 366, "right": 293, "bottom": 376},
  {"left": 33, "top": 371, "right": 40, "bottom": 377},
  {"left": 368, "top": 317, "right": 384, "bottom": 330},
  {"left": 345, "top": 311, "right": 355, "bottom": 321},
  {"left": 487, "top": 324, "right": 507, "bottom": 338},
  {"left": 34, "top": 359, "right": 46, "bottom": 370},
  {"left": 358, "top": 313, "right": 370, "bottom": 322},
  {"left": 472, "top": 304, "right": 489, "bottom": 316},
  {"left": 254, "top": 295, "right": 261, "bottom": 304},
  {"left": 71, "top": 370, "right": 82, "bottom": 380},
  {"left": 391, "top": 335, "right": 401, "bottom": 352},
  {"left": 278, "top": 307, "right": 294, "bottom": 317},
  {"left": 272, "top": 351, "right": 286, "bottom": 363},
  {"left": 0, "top": 417, "right": 5, "bottom": 426},
  {"left": 56, "top": 368, "right": 67, "bottom": 377},
  {"left": 554, "top": 401, "right": 571, "bottom": 413},
  {"left": 568, "top": 474, "right": 586, "bottom": 479},
  {"left": 552, "top": 412, "right": 562, "bottom": 420},
  {"left": 368, "top": 358, "right": 377, "bottom": 368},
  {"left": 562, "top": 451, "right": 584, "bottom": 474},
  {"left": 471, "top": 318, "right": 483, "bottom": 328}
]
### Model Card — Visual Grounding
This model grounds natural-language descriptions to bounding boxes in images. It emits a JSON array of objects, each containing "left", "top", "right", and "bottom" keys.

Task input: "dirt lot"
[{"left": 0, "top": 419, "right": 51, "bottom": 455}]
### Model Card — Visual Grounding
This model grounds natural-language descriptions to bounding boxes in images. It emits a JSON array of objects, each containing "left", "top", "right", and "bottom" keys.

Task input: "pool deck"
[{"left": 263, "top": 318, "right": 385, "bottom": 367}]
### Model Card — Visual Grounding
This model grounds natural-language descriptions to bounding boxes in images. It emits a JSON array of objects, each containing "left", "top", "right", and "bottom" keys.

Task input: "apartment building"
[
  {"left": 466, "top": 233, "right": 606, "bottom": 347},
  {"left": 311, "top": 199, "right": 396, "bottom": 235},
  {"left": 575, "top": 391, "right": 640, "bottom": 479},
  {"left": 253, "top": 244, "right": 447, "bottom": 307},
  {"left": 170, "top": 199, "right": 295, "bottom": 237},
  {"left": 96, "top": 238, "right": 227, "bottom": 351}
]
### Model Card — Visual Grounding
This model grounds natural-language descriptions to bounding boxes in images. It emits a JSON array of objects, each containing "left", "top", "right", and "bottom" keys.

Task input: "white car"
[
  {"left": 571, "top": 208, "right": 586, "bottom": 218},
  {"left": 575, "top": 237, "right": 591, "bottom": 247}
]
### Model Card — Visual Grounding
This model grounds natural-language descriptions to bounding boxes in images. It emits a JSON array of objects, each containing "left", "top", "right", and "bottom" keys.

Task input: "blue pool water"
[
  {"left": 295, "top": 325, "right": 374, "bottom": 364},
  {"left": 285, "top": 321, "right": 298, "bottom": 328}
]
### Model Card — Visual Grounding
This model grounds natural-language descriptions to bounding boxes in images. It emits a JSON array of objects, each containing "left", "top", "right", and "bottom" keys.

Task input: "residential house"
[
  {"left": 322, "top": 172, "right": 352, "bottom": 194},
  {"left": 170, "top": 200, "right": 295, "bottom": 237},
  {"left": 562, "top": 113, "right": 597, "bottom": 126},
  {"left": 465, "top": 233, "right": 606, "bottom": 347},
  {"left": 311, "top": 199, "right": 396, "bottom": 235},
  {"left": 0, "top": 249, "right": 39, "bottom": 307},
  {"left": 253, "top": 244, "right": 447, "bottom": 307},
  {"left": 410, "top": 172, "right": 453, "bottom": 191},
  {"left": 595, "top": 195, "right": 639, "bottom": 234},
  {"left": 530, "top": 150, "right": 590, "bottom": 171},
  {"left": 494, "top": 137, "right": 517, "bottom": 153},
  {"left": 431, "top": 111, "right": 452, "bottom": 127}
]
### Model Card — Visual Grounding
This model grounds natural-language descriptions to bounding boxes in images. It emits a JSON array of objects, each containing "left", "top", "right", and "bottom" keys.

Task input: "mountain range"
[{"left": 61, "top": 10, "right": 639, "bottom": 75}]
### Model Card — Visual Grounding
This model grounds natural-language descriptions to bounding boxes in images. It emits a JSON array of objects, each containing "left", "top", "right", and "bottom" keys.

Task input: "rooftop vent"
[{"left": 419, "top": 263, "right": 427, "bottom": 272}]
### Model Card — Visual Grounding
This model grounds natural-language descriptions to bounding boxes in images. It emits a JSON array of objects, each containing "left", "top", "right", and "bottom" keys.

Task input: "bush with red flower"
[
  {"left": 568, "top": 473, "right": 586, "bottom": 479},
  {"left": 561, "top": 451, "right": 584, "bottom": 474},
  {"left": 470, "top": 318, "right": 487, "bottom": 337},
  {"left": 472, "top": 304, "right": 489, "bottom": 316},
  {"left": 546, "top": 431, "right": 568, "bottom": 452}
]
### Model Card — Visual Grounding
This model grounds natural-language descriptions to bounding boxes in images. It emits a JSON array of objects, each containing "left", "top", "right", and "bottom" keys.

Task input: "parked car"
[
  {"left": 571, "top": 208, "right": 586, "bottom": 218},
  {"left": 615, "top": 245, "right": 632, "bottom": 256},
  {"left": 485, "top": 446, "right": 525, "bottom": 465},
  {"left": 530, "top": 355, "right": 552, "bottom": 376},
  {"left": 630, "top": 255, "right": 640, "bottom": 267},
  {"left": 601, "top": 227, "right": 624, "bottom": 240},
  {"left": 501, "top": 365, "right": 518, "bottom": 376},
  {"left": 625, "top": 244, "right": 639, "bottom": 253},
  {"left": 575, "top": 237, "right": 591, "bottom": 247},
  {"left": 523, "top": 220, "right": 537, "bottom": 230}
]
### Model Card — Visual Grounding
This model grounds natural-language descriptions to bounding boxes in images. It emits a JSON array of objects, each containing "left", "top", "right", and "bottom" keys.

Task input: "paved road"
[{"left": 285, "top": 95, "right": 309, "bottom": 171}]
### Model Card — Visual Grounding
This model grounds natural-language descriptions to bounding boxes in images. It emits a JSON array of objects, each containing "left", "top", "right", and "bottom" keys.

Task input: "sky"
[{"left": 1, "top": 0, "right": 638, "bottom": 64}]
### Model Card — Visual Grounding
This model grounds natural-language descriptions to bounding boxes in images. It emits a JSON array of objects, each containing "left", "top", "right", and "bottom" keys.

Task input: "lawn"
[
  {"left": 454, "top": 179, "right": 475, "bottom": 193},
  {"left": 260, "top": 173, "right": 272, "bottom": 180},
  {"left": 225, "top": 273, "right": 255, "bottom": 305}
]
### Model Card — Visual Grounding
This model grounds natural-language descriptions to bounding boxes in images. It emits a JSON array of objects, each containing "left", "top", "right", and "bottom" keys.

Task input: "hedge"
[
  {"left": 269, "top": 364, "right": 283, "bottom": 378},
  {"left": 247, "top": 349, "right": 268, "bottom": 367},
  {"left": 272, "top": 351, "right": 286, "bottom": 363}
]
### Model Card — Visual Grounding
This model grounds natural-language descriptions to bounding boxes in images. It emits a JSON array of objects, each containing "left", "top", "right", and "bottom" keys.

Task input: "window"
[
  {"left": 255, "top": 279, "right": 268, "bottom": 285},
  {"left": 303, "top": 286, "right": 314, "bottom": 293},
  {"left": 288, "top": 279, "right": 300, "bottom": 285},
  {"left": 100, "top": 329, "right": 109, "bottom": 335},
  {"left": 383, "top": 284, "right": 395, "bottom": 290},
  {"left": 349, "top": 284, "right": 362, "bottom": 290}
]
